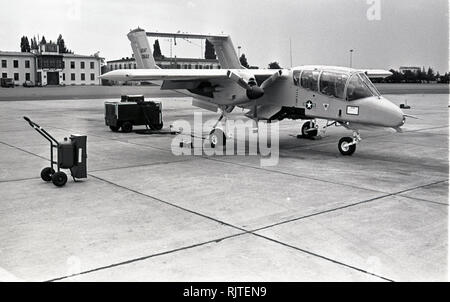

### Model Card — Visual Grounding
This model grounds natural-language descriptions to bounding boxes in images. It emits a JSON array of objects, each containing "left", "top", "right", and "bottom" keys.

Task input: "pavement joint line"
[
  {"left": 85, "top": 173, "right": 394, "bottom": 282},
  {"left": 197, "top": 155, "right": 388, "bottom": 195},
  {"left": 251, "top": 233, "right": 394, "bottom": 282},
  {"left": 44, "top": 232, "right": 247, "bottom": 282},
  {"left": 249, "top": 178, "right": 449, "bottom": 234},
  {"left": 89, "top": 158, "right": 198, "bottom": 173},
  {"left": 0, "top": 140, "right": 48, "bottom": 161},
  {"left": 0, "top": 176, "right": 41, "bottom": 183},
  {"left": 398, "top": 195, "right": 449, "bottom": 206},
  {"left": 45, "top": 125, "right": 175, "bottom": 154},
  {"left": 282, "top": 124, "right": 448, "bottom": 151}
]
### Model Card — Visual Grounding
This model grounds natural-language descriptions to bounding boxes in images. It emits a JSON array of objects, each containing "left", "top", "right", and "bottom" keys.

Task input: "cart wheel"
[
  {"left": 121, "top": 121, "right": 133, "bottom": 133},
  {"left": 152, "top": 123, "right": 163, "bottom": 131},
  {"left": 52, "top": 171, "right": 67, "bottom": 187},
  {"left": 109, "top": 125, "right": 120, "bottom": 132},
  {"left": 40, "top": 167, "right": 55, "bottom": 182}
]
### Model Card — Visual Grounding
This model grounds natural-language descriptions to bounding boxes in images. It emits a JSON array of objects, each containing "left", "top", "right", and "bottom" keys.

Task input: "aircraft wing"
[
  {"left": 358, "top": 69, "right": 393, "bottom": 78},
  {"left": 100, "top": 69, "right": 278, "bottom": 82}
]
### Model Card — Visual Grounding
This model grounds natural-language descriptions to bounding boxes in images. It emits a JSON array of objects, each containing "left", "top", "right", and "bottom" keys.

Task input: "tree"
[
  {"left": 30, "top": 37, "right": 38, "bottom": 50},
  {"left": 239, "top": 54, "right": 250, "bottom": 68},
  {"left": 426, "top": 67, "right": 435, "bottom": 82},
  {"left": 268, "top": 62, "right": 281, "bottom": 69},
  {"left": 57, "top": 34, "right": 68, "bottom": 53},
  {"left": 153, "top": 39, "right": 163, "bottom": 58},
  {"left": 204, "top": 39, "right": 216, "bottom": 60},
  {"left": 20, "top": 36, "right": 31, "bottom": 52},
  {"left": 40, "top": 36, "right": 47, "bottom": 45}
]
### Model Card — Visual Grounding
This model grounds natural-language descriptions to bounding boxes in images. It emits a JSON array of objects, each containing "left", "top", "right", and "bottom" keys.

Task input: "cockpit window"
[
  {"left": 300, "top": 70, "right": 319, "bottom": 91},
  {"left": 319, "top": 72, "right": 349, "bottom": 99},
  {"left": 346, "top": 74, "right": 374, "bottom": 101},
  {"left": 359, "top": 72, "right": 380, "bottom": 97},
  {"left": 293, "top": 70, "right": 301, "bottom": 86}
]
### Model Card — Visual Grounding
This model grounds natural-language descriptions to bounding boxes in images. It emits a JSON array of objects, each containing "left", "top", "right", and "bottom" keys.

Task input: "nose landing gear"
[{"left": 338, "top": 131, "right": 361, "bottom": 156}]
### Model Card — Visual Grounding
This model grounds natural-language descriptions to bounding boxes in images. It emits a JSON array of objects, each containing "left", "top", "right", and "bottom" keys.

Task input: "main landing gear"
[
  {"left": 209, "top": 106, "right": 231, "bottom": 149},
  {"left": 300, "top": 120, "right": 362, "bottom": 156},
  {"left": 301, "top": 120, "right": 319, "bottom": 138}
]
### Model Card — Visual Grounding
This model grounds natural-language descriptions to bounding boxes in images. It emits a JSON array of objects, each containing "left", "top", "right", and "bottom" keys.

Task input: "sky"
[{"left": 0, "top": 0, "right": 448, "bottom": 72}]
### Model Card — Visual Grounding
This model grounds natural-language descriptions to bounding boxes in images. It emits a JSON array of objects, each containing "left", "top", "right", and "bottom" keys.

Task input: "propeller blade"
[
  {"left": 260, "top": 70, "right": 283, "bottom": 89},
  {"left": 226, "top": 70, "right": 252, "bottom": 90}
]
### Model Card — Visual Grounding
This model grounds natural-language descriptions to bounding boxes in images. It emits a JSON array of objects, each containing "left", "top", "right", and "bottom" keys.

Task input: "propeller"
[{"left": 227, "top": 70, "right": 282, "bottom": 100}]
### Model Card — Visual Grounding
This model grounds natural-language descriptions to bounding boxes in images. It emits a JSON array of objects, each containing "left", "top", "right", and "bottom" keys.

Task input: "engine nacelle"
[{"left": 246, "top": 86, "right": 264, "bottom": 99}]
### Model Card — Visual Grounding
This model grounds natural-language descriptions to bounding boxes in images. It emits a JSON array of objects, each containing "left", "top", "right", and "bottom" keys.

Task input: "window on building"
[
  {"left": 2, "top": 73, "right": 7, "bottom": 78},
  {"left": 90, "top": 62, "right": 95, "bottom": 69},
  {"left": 134, "top": 64, "right": 137, "bottom": 69},
  {"left": 62, "top": 74, "right": 65, "bottom": 81},
  {"left": 124, "top": 64, "right": 127, "bottom": 69},
  {"left": 25, "top": 60, "right": 30, "bottom": 68},
  {"left": 14, "top": 73, "right": 19, "bottom": 81},
  {"left": 115, "top": 64, "right": 118, "bottom": 70},
  {"left": 70, "top": 61, "right": 75, "bottom": 69},
  {"left": 1, "top": 60, "right": 6, "bottom": 68},
  {"left": 80, "top": 62, "right": 85, "bottom": 69},
  {"left": 199, "top": 65, "right": 203, "bottom": 69},
  {"left": 90, "top": 73, "right": 95, "bottom": 81},
  {"left": 128, "top": 63, "right": 132, "bottom": 69},
  {"left": 119, "top": 64, "right": 122, "bottom": 69},
  {"left": 26, "top": 73, "right": 30, "bottom": 81},
  {"left": 13, "top": 60, "right": 18, "bottom": 68},
  {"left": 81, "top": 73, "right": 85, "bottom": 81},
  {"left": 71, "top": 73, "right": 75, "bottom": 81}
]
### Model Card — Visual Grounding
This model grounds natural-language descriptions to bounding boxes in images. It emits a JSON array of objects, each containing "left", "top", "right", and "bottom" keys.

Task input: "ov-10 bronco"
[{"left": 101, "top": 28, "right": 410, "bottom": 155}]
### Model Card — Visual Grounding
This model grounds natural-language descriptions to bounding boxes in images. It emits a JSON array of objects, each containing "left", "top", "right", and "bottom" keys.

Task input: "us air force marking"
[{"left": 305, "top": 100, "right": 315, "bottom": 110}]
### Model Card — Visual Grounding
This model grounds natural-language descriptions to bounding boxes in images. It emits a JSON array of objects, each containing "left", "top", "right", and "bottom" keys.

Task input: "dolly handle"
[{"left": 23, "top": 116, "right": 59, "bottom": 144}]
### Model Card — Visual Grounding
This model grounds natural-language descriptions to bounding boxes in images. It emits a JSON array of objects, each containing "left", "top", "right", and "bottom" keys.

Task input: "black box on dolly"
[{"left": 105, "top": 95, "right": 163, "bottom": 132}]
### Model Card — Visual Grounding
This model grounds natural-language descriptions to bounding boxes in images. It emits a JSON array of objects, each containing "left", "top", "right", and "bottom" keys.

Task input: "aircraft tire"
[
  {"left": 301, "top": 122, "right": 318, "bottom": 138},
  {"left": 338, "top": 137, "right": 356, "bottom": 156},
  {"left": 209, "top": 129, "right": 226, "bottom": 149}
]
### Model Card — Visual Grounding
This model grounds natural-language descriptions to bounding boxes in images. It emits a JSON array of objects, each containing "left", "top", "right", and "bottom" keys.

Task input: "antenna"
[{"left": 289, "top": 37, "right": 293, "bottom": 68}]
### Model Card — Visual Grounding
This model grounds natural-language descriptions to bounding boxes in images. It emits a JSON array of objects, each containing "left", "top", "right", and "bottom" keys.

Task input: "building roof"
[
  {"left": 107, "top": 57, "right": 219, "bottom": 64},
  {"left": 0, "top": 51, "right": 35, "bottom": 57},
  {"left": 0, "top": 50, "right": 102, "bottom": 60}
]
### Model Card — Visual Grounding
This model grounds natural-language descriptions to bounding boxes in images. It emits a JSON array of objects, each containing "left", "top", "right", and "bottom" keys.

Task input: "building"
[
  {"left": 399, "top": 66, "right": 421, "bottom": 74},
  {"left": 0, "top": 43, "right": 103, "bottom": 86}
]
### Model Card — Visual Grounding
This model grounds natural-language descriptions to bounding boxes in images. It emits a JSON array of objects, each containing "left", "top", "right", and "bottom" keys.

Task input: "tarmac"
[{"left": 0, "top": 86, "right": 448, "bottom": 281}]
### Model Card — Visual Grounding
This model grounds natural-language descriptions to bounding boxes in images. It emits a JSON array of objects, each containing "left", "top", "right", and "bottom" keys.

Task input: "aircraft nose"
[{"left": 380, "top": 97, "right": 405, "bottom": 128}]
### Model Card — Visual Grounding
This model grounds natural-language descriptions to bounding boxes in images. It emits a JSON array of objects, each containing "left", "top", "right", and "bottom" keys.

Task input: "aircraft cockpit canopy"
[{"left": 293, "top": 69, "right": 381, "bottom": 101}]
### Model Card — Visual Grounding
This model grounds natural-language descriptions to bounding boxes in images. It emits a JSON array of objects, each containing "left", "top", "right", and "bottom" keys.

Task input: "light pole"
[{"left": 349, "top": 49, "right": 354, "bottom": 68}]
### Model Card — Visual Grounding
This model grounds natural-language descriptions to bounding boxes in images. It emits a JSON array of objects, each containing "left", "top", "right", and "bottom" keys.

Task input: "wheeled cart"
[
  {"left": 23, "top": 116, "right": 87, "bottom": 187},
  {"left": 104, "top": 95, "right": 163, "bottom": 133}
]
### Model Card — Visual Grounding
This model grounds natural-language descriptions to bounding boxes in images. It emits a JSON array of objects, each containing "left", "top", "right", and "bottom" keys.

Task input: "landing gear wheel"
[
  {"left": 301, "top": 122, "right": 318, "bottom": 138},
  {"left": 338, "top": 137, "right": 356, "bottom": 156},
  {"left": 151, "top": 123, "right": 163, "bottom": 131},
  {"left": 109, "top": 125, "right": 120, "bottom": 132},
  {"left": 40, "top": 167, "right": 55, "bottom": 182},
  {"left": 51, "top": 171, "right": 67, "bottom": 187},
  {"left": 209, "top": 129, "right": 226, "bottom": 148},
  {"left": 121, "top": 121, "right": 133, "bottom": 133}
]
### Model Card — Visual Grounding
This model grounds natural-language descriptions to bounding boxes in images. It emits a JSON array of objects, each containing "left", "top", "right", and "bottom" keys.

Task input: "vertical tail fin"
[{"left": 127, "top": 28, "right": 159, "bottom": 69}]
